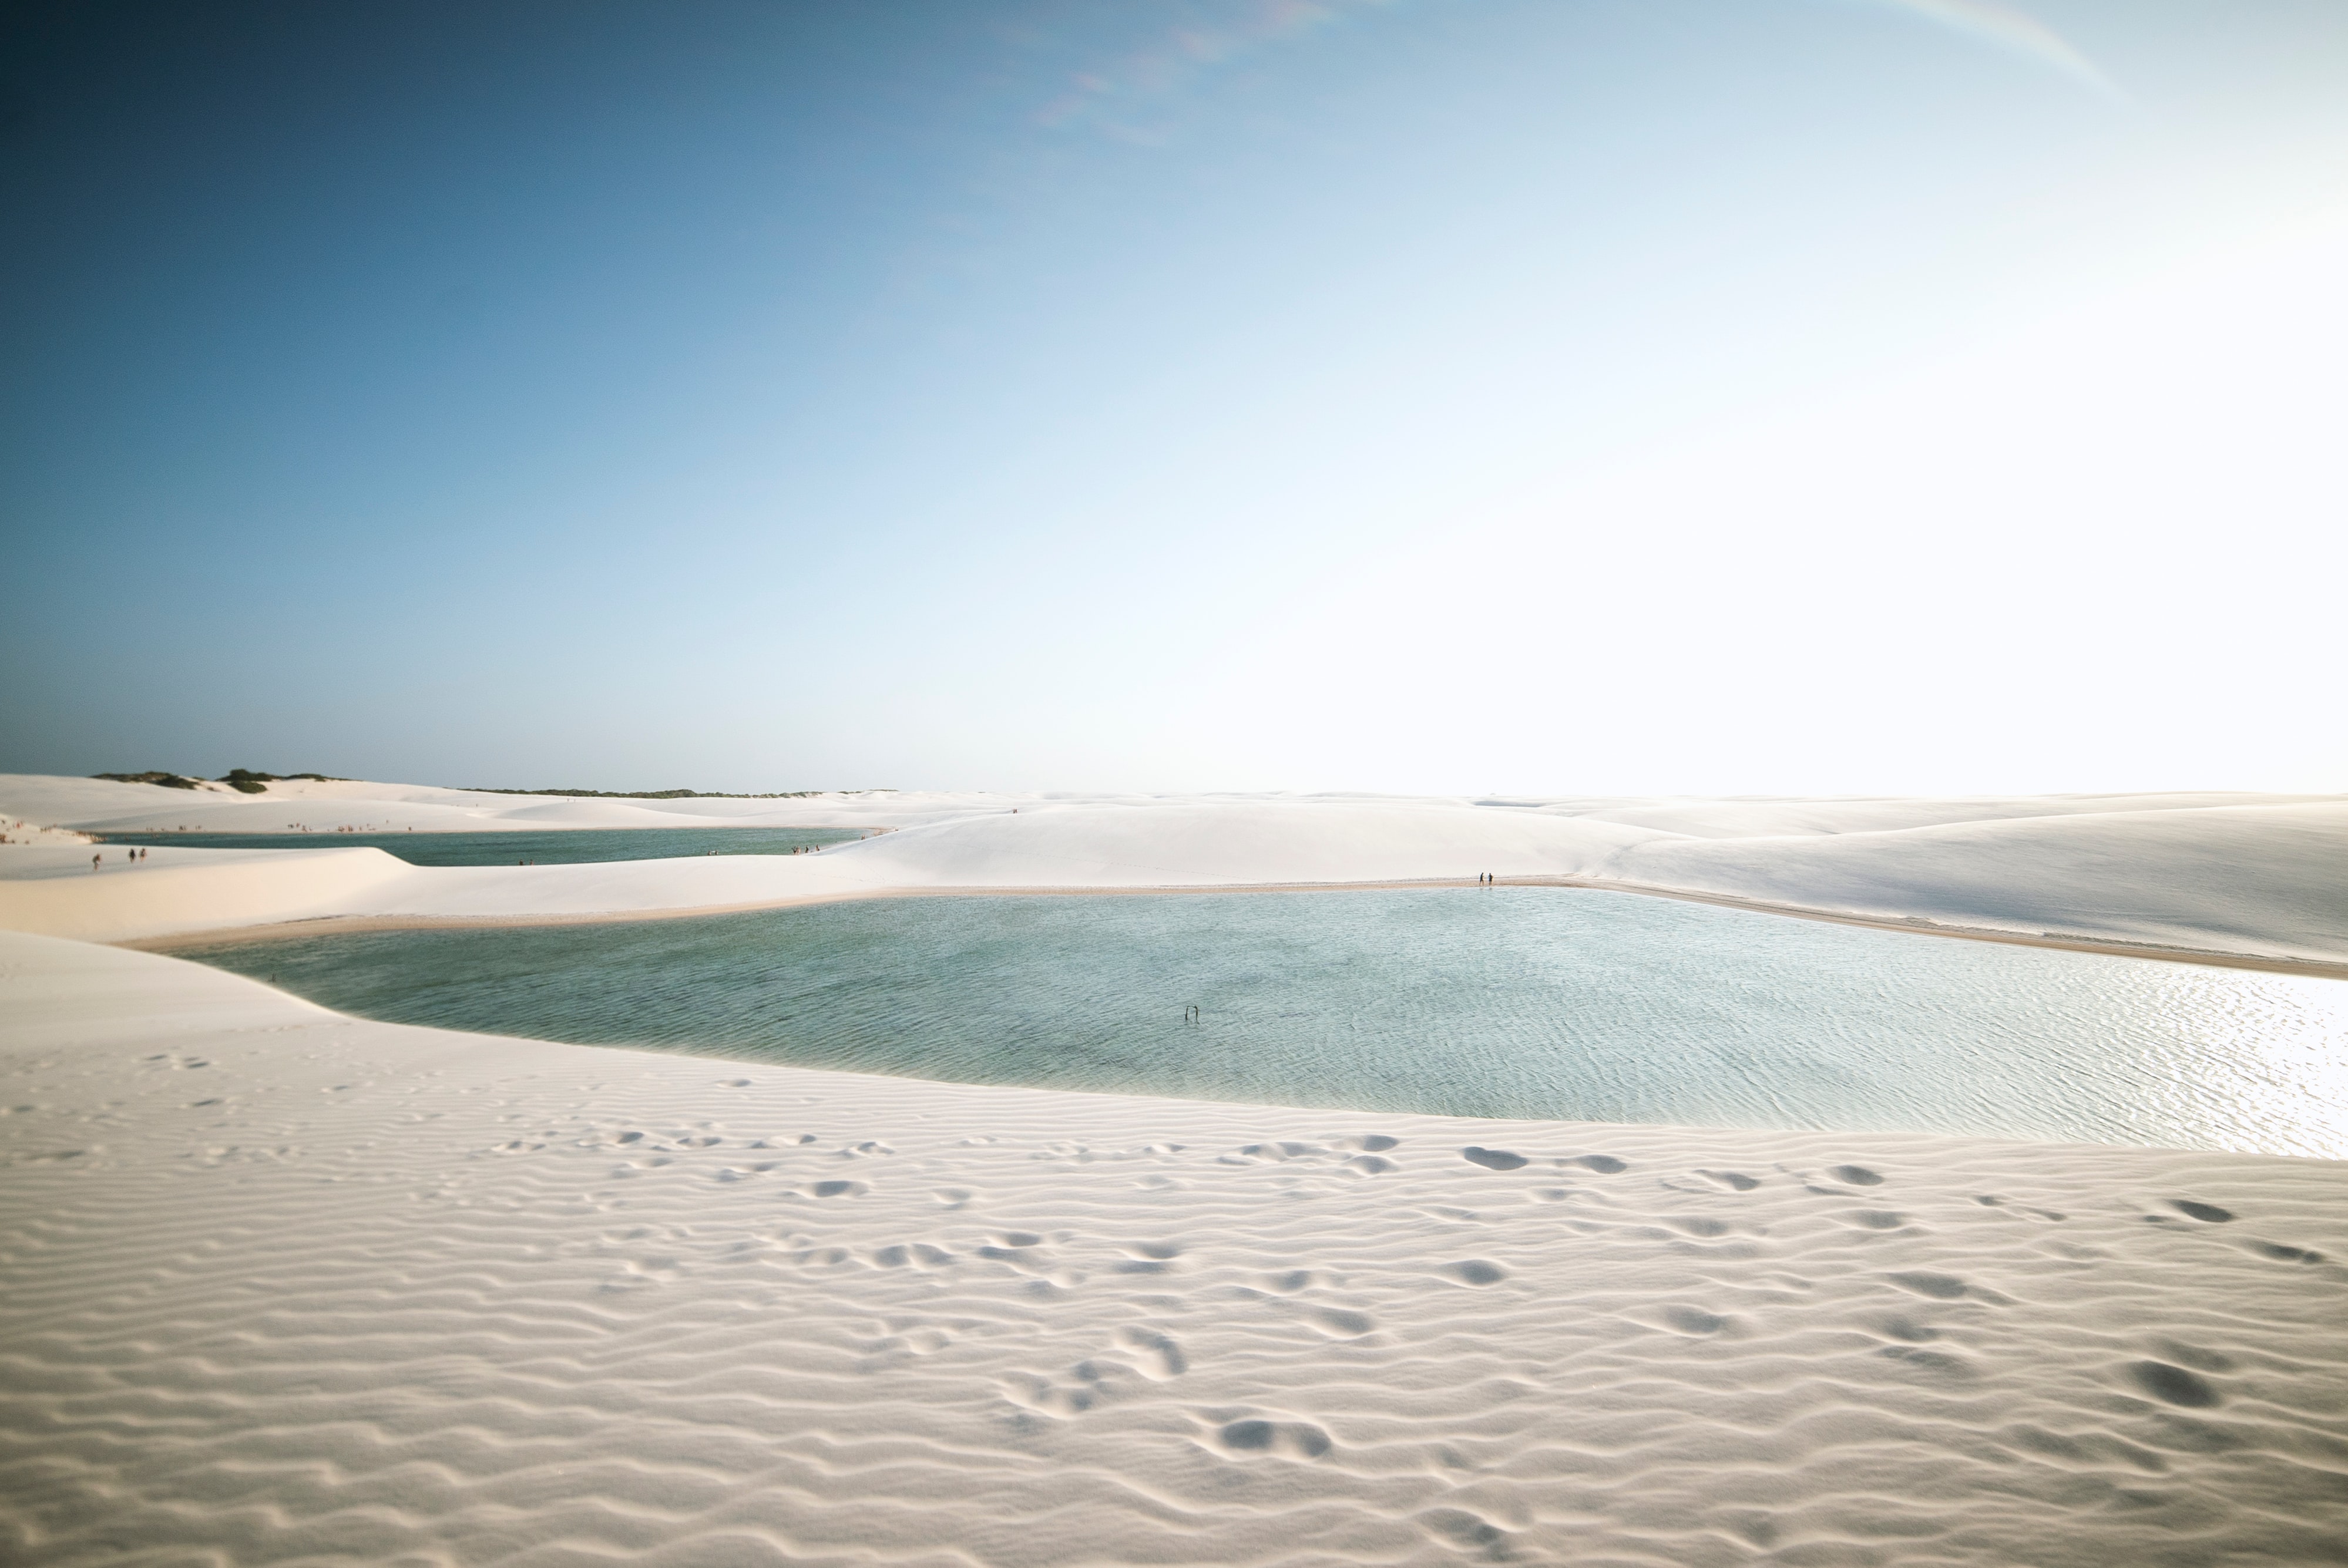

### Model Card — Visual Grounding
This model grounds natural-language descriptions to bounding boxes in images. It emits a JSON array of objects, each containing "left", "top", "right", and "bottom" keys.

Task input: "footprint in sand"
[
  {"left": 1701, "top": 1169, "right": 1761, "bottom": 1191},
  {"left": 2241, "top": 1238, "right": 2325, "bottom": 1264},
  {"left": 1868, "top": 1314, "right": 1939, "bottom": 1344},
  {"left": 1116, "top": 1241, "right": 1183, "bottom": 1274},
  {"left": 872, "top": 1243, "right": 956, "bottom": 1268},
  {"left": 978, "top": 1234, "right": 1053, "bottom": 1271},
  {"left": 1115, "top": 1325, "right": 1188, "bottom": 1377},
  {"left": 1440, "top": 1259, "right": 1508, "bottom": 1287},
  {"left": 1338, "top": 1134, "right": 1401, "bottom": 1152},
  {"left": 1661, "top": 1305, "right": 1727, "bottom": 1335},
  {"left": 1002, "top": 1375, "right": 1096, "bottom": 1417},
  {"left": 2147, "top": 1199, "right": 2322, "bottom": 1261},
  {"left": 1884, "top": 1270, "right": 2004, "bottom": 1302},
  {"left": 1832, "top": 1164, "right": 1886, "bottom": 1186},
  {"left": 1224, "top": 1141, "right": 1324, "bottom": 1163},
  {"left": 1880, "top": 1345, "right": 1975, "bottom": 1378},
  {"left": 1419, "top": 1506, "right": 1513, "bottom": 1558},
  {"left": 2127, "top": 1360, "right": 2221, "bottom": 1407},
  {"left": 1569, "top": 1154, "right": 1627, "bottom": 1174},
  {"left": 1665, "top": 1216, "right": 1734, "bottom": 1238},
  {"left": 1215, "top": 1417, "right": 1332, "bottom": 1459},
  {"left": 1462, "top": 1146, "right": 1527, "bottom": 1170},
  {"left": 1308, "top": 1306, "right": 1376, "bottom": 1337}
]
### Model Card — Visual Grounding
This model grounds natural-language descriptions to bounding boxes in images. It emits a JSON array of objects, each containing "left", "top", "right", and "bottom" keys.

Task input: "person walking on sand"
[{"left": 92, "top": 853, "right": 100, "bottom": 870}]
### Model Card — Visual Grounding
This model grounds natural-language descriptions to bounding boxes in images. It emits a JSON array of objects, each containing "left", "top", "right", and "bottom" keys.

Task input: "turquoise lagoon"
[
  {"left": 189, "top": 887, "right": 2348, "bottom": 1157},
  {"left": 99, "top": 825, "right": 867, "bottom": 866}
]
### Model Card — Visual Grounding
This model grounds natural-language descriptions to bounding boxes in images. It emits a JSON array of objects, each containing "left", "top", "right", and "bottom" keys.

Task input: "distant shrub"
[
  {"left": 93, "top": 771, "right": 202, "bottom": 789},
  {"left": 217, "top": 769, "right": 348, "bottom": 793},
  {"left": 463, "top": 786, "right": 834, "bottom": 799}
]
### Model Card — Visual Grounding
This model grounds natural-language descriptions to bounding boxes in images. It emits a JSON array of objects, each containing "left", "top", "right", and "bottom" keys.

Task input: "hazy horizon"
[{"left": 5, "top": 1, "right": 2342, "bottom": 798}]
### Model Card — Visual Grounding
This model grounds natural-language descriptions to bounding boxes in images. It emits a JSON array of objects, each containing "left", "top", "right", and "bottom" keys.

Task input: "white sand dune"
[
  {"left": 1602, "top": 802, "right": 2348, "bottom": 964},
  {"left": 3, "top": 929, "right": 2343, "bottom": 1566},
  {"left": 0, "top": 772, "right": 922, "bottom": 834},
  {"left": 2, "top": 775, "right": 2343, "bottom": 968}
]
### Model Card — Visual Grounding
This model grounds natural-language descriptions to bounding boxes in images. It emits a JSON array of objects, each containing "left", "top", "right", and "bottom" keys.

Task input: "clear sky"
[{"left": 3, "top": 1, "right": 2342, "bottom": 796}]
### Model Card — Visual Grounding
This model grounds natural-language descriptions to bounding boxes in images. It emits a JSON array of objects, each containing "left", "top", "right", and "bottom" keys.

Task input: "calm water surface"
[
  {"left": 190, "top": 888, "right": 2348, "bottom": 1156},
  {"left": 99, "top": 826, "right": 866, "bottom": 865}
]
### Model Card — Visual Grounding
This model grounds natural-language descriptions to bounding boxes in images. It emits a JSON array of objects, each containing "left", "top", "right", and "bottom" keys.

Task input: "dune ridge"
[
  {"left": 2, "top": 776, "right": 2343, "bottom": 970},
  {"left": 2, "top": 930, "right": 2344, "bottom": 1565}
]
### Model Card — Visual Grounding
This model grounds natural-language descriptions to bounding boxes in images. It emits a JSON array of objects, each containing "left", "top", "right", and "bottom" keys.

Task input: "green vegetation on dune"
[
  {"left": 462, "top": 786, "right": 894, "bottom": 799},
  {"left": 90, "top": 769, "right": 348, "bottom": 793}
]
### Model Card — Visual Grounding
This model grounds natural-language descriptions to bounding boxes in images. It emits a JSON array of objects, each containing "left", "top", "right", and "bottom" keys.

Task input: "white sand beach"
[{"left": 3, "top": 776, "right": 2346, "bottom": 1563}]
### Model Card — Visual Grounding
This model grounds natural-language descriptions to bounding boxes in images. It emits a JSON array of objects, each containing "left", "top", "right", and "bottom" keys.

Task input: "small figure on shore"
[{"left": 91, "top": 853, "right": 100, "bottom": 870}]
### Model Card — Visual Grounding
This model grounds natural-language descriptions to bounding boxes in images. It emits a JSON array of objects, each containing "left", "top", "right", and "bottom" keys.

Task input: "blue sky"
[{"left": 3, "top": 1, "right": 2343, "bottom": 794}]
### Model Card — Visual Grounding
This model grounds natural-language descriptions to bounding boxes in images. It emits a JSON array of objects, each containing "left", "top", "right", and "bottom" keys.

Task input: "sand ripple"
[{"left": 4, "top": 931, "right": 2346, "bottom": 1564}]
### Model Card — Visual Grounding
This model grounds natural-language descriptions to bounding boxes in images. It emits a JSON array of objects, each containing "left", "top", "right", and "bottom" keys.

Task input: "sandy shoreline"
[
  {"left": 5, "top": 927, "right": 2344, "bottom": 1566},
  {"left": 122, "top": 872, "right": 2348, "bottom": 979}
]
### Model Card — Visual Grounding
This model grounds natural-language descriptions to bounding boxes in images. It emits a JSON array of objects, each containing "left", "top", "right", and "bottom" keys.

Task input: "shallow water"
[
  {"left": 98, "top": 825, "right": 866, "bottom": 866},
  {"left": 190, "top": 887, "right": 2348, "bottom": 1156}
]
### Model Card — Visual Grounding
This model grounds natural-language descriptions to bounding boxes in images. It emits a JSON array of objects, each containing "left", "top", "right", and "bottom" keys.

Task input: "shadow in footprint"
[
  {"left": 2243, "top": 1239, "right": 2325, "bottom": 1264},
  {"left": 1463, "top": 1146, "right": 1527, "bottom": 1170},
  {"left": 2128, "top": 1360, "right": 2221, "bottom": 1408},
  {"left": 1116, "top": 1327, "right": 1187, "bottom": 1377},
  {"left": 1218, "top": 1418, "right": 1332, "bottom": 1459},
  {"left": 1441, "top": 1259, "right": 1508, "bottom": 1287},
  {"left": 1662, "top": 1305, "right": 1726, "bottom": 1335},
  {"left": 1420, "top": 1508, "right": 1514, "bottom": 1560},
  {"left": 2166, "top": 1199, "right": 2233, "bottom": 1223},
  {"left": 1880, "top": 1345, "right": 1974, "bottom": 1378}
]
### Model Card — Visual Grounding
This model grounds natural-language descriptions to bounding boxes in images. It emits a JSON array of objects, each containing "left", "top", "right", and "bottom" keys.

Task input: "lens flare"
[{"left": 1865, "top": 0, "right": 2124, "bottom": 99}]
